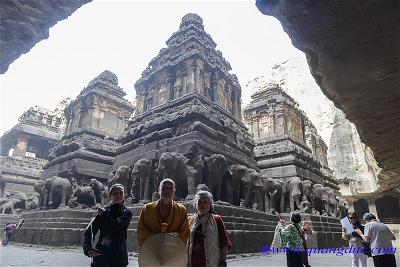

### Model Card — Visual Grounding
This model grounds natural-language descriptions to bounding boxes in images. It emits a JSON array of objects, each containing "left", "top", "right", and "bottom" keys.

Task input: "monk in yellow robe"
[{"left": 136, "top": 178, "right": 190, "bottom": 246}]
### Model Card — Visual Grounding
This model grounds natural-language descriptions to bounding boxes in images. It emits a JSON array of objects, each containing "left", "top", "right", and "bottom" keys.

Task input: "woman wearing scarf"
[
  {"left": 83, "top": 183, "right": 133, "bottom": 267},
  {"left": 277, "top": 212, "right": 306, "bottom": 267},
  {"left": 187, "top": 190, "right": 232, "bottom": 267}
]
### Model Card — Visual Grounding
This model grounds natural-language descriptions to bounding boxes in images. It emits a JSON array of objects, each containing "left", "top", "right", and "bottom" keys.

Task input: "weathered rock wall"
[{"left": 328, "top": 109, "right": 380, "bottom": 195}]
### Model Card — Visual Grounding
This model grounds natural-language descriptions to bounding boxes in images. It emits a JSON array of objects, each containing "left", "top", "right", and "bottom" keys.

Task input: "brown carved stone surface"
[
  {"left": 0, "top": 0, "right": 92, "bottom": 73},
  {"left": 256, "top": 0, "right": 400, "bottom": 192}
]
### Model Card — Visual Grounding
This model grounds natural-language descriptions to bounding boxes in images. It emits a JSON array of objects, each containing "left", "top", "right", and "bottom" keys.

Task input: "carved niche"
[{"left": 285, "top": 108, "right": 303, "bottom": 141}]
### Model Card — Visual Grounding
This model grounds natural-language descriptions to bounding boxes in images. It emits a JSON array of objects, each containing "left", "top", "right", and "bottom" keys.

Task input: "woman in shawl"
[
  {"left": 187, "top": 190, "right": 232, "bottom": 267},
  {"left": 277, "top": 212, "right": 307, "bottom": 267}
]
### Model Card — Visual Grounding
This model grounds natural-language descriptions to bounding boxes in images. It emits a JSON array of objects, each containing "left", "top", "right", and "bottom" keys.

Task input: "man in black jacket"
[{"left": 83, "top": 183, "right": 133, "bottom": 267}]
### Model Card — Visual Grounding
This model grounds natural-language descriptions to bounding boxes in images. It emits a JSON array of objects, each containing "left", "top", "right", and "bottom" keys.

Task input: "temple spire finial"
[{"left": 180, "top": 13, "right": 204, "bottom": 30}]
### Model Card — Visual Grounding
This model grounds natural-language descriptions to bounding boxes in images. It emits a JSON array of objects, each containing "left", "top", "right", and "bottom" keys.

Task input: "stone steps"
[{"left": 12, "top": 204, "right": 346, "bottom": 254}]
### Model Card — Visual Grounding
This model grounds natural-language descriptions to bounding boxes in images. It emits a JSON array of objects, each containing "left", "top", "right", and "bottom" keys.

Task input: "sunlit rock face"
[
  {"left": 329, "top": 109, "right": 380, "bottom": 194},
  {"left": 245, "top": 57, "right": 380, "bottom": 195}
]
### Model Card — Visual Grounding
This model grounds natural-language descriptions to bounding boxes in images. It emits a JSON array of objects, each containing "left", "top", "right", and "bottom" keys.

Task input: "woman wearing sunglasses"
[{"left": 342, "top": 211, "right": 368, "bottom": 267}]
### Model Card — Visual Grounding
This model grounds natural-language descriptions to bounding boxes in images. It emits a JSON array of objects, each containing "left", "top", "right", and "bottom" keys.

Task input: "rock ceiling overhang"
[
  {"left": 0, "top": 0, "right": 92, "bottom": 74},
  {"left": 256, "top": 0, "right": 400, "bottom": 193}
]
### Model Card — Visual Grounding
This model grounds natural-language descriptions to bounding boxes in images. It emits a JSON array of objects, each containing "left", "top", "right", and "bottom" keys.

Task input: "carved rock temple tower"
[
  {"left": 0, "top": 101, "right": 69, "bottom": 195},
  {"left": 10, "top": 14, "right": 347, "bottom": 253},
  {"left": 114, "top": 13, "right": 255, "bottom": 169},
  {"left": 243, "top": 82, "right": 340, "bottom": 212},
  {"left": 41, "top": 71, "right": 134, "bottom": 184}
]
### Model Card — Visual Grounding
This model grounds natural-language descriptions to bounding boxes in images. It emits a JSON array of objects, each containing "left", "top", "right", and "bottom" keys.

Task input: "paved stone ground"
[{"left": 1, "top": 244, "right": 399, "bottom": 267}]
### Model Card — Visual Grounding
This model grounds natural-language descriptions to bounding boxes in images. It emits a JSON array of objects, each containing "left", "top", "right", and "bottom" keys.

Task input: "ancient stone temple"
[
  {"left": 0, "top": 101, "right": 69, "bottom": 195},
  {"left": 243, "top": 82, "right": 341, "bottom": 214},
  {"left": 114, "top": 13, "right": 255, "bottom": 198},
  {"left": 41, "top": 70, "right": 134, "bottom": 185},
  {"left": 11, "top": 14, "right": 347, "bottom": 254}
]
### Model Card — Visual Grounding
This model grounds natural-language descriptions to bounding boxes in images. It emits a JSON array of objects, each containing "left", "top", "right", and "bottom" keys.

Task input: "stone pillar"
[
  {"left": 12, "top": 134, "right": 29, "bottom": 157},
  {"left": 191, "top": 59, "right": 198, "bottom": 93},
  {"left": 232, "top": 89, "right": 241, "bottom": 118},
  {"left": 210, "top": 70, "right": 218, "bottom": 102},
  {"left": 368, "top": 198, "right": 379, "bottom": 219},
  {"left": 182, "top": 71, "right": 187, "bottom": 95},
  {"left": 143, "top": 88, "right": 148, "bottom": 112},
  {"left": 274, "top": 109, "right": 285, "bottom": 135},
  {"left": 78, "top": 97, "right": 89, "bottom": 128},
  {"left": 237, "top": 91, "right": 242, "bottom": 120},
  {"left": 0, "top": 179, "right": 5, "bottom": 198},
  {"left": 231, "top": 90, "right": 237, "bottom": 117},
  {"left": 167, "top": 72, "right": 175, "bottom": 101}
]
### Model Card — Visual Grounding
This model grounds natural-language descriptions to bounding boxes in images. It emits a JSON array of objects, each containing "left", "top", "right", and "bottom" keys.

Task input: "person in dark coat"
[{"left": 83, "top": 183, "right": 133, "bottom": 267}]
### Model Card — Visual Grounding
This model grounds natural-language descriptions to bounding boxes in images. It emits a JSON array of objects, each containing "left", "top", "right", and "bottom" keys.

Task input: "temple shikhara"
[{"left": 0, "top": 13, "right": 398, "bottom": 254}]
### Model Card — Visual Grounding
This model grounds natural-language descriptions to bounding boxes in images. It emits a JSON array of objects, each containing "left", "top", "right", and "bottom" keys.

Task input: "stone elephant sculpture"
[
  {"left": 203, "top": 154, "right": 227, "bottom": 202},
  {"left": 68, "top": 185, "right": 96, "bottom": 209},
  {"left": 261, "top": 176, "right": 284, "bottom": 213},
  {"left": 0, "top": 197, "right": 27, "bottom": 214},
  {"left": 0, "top": 199, "right": 18, "bottom": 214},
  {"left": 43, "top": 177, "right": 56, "bottom": 208},
  {"left": 132, "top": 158, "right": 155, "bottom": 204},
  {"left": 185, "top": 146, "right": 204, "bottom": 201},
  {"left": 285, "top": 177, "right": 303, "bottom": 212},
  {"left": 303, "top": 180, "right": 313, "bottom": 201},
  {"left": 47, "top": 176, "right": 72, "bottom": 209},
  {"left": 311, "top": 183, "right": 324, "bottom": 214},
  {"left": 34, "top": 180, "right": 46, "bottom": 208},
  {"left": 25, "top": 194, "right": 39, "bottom": 211},
  {"left": 300, "top": 195, "right": 312, "bottom": 213},
  {"left": 108, "top": 166, "right": 132, "bottom": 198},
  {"left": 336, "top": 195, "right": 349, "bottom": 218},
  {"left": 243, "top": 169, "right": 264, "bottom": 210},
  {"left": 327, "top": 188, "right": 338, "bottom": 216},
  {"left": 157, "top": 152, "right": 189, "bottom": 200},
  {"left": 229, "top": 165, "right": 248, "bottom": 206},
  {"left": 320, "top": 186, "right": 330, "bottom": 214},
  {"left": 90, "top": 179, "right": 108, "bottom": 206}
]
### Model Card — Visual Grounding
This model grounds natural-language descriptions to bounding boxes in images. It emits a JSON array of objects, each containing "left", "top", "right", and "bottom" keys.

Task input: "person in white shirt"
[{"left": 355, "top": 213, "right": 396, "bottom": 267}]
